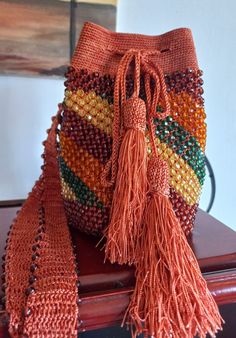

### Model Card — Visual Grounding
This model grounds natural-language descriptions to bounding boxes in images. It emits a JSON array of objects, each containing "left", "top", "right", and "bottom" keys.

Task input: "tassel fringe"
[
  {"left": 102, "top": 97, "right": 147, "bottom": 265},
  {"left": 121, "top": 157, "right": 224, "bottom": 338}
]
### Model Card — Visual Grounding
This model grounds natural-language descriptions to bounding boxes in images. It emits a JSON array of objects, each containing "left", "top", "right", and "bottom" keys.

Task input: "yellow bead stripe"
[
  {"left": 64, "top": 89, "right": 114, "bottom": 135},
  {"left": 60, "top": 176, "right": 77, "bottom": 201},
  {"left": 59, "top": 132, "right": 112, "bottom": 206}
]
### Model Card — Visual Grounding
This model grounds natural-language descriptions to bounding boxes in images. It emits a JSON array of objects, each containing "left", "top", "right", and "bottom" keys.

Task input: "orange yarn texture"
[
  {"left": 5, "top": 110, "right": 79, "bottom": 337},
  {"left": 4, "top": 22, "right": 224, "bottom": 338}
]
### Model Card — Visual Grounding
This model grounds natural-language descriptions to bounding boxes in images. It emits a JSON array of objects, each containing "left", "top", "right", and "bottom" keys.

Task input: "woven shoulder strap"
[{"left": 5, "top": 105, "right": 79, "bottom": 337}]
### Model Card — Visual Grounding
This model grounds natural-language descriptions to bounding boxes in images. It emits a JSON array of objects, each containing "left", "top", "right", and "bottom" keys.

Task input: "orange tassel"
[
  {"left": 122, "top": 156, "right": 224, "bottom": 338},
  {"left": 102, "top": 96, "right": 148, "bottom": 265}
]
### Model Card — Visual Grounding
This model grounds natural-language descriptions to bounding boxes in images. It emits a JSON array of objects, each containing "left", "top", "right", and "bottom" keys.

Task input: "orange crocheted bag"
[{"left": 3, "top": 22, "right": 224, "bottom": 338}]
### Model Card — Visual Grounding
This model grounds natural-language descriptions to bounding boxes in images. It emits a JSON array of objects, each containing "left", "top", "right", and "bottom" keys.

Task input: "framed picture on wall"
[{"left": 0, "top": 0, "right": 117, "bottom": 77}]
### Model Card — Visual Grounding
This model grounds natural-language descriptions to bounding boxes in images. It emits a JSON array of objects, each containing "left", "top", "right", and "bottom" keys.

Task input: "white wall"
[
  {"left": 0, "top": 0, "right": 235, "bottom": 230},
  {"left": 0, "top": 76, "right": 64, "bottom": 199}
]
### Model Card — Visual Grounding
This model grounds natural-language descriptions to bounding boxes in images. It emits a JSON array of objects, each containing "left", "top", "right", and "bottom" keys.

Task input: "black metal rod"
[{"left": 205, "top": 155, "right": 216, "bottom": 213}]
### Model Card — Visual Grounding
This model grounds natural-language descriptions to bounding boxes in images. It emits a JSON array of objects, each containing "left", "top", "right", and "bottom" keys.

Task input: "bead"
[
  {"left": 71, "top": 94, "right": 77, "bottom": 101},
  {"left": 72, "top": 104, "right": 79, "bottom": 112},
  {"left": 65, "top": 89, "right": 71, "bottom": 96},
  {"left": 32, "top": 253, "right": 40, "bottom": 261},
  {"left": 65, "top": 99, "right": 73, "bottom": 108},
  {"left": 78, "top": 99, "right": 85, "bottom": 107},
  {"left": 24, "top": 308, "right": 31, "bottom": 317},
  {"left": 90, "top": 99, "right": 97, "bottom": 107},
  {"left": 90, "top": 108, "right": 97, "bottom": 116},
  {"left": 83, "top": 104, "right": 91, "bottom": 112},
  {"left": 30, "top": 264, "right": 38, "bottom": 273},
  {"left": 29, "top": 275, "right": 37, "bottom": 284},
  {"left": 77, "top": 89, "right": 84, "bottom": 97},
  {"left": 35, "top": 235, "right": 42, "bottom": 242},
  {"left": 25, "top": 287, "right": 35, "bottom": 296},
  {"left": 37, "top": 226, "right": 45, "bottom": 234},
  {"left": 32, "top": 244, "right": 40, "bottom": 251}
]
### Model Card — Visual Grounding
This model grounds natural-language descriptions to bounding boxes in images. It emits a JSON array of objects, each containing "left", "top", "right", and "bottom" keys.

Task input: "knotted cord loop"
[{"left": 100, "top": 48, "right": 171, "bottom": 188}]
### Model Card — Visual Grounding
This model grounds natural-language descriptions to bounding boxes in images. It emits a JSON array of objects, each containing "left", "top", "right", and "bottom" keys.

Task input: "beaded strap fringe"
[{"left": 5, "top": 106, "right": 79, "bottom": 337}]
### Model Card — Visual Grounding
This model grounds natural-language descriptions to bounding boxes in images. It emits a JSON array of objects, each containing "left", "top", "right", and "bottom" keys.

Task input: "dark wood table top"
[
  {"left": 1, "top": 205, "right": 236, "bottom": 296},
  {"left": 1, "top": 205, "right": 236, "bottom": 335}
]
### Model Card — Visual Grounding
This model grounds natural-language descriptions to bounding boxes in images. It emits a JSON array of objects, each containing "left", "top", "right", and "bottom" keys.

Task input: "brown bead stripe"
[
  {"left": 61, "top": 182, "right": 197, "bottom": 237},
  {"left": 169, "top": 187, "right": 198, "bottom": 235},
  {"left": 63, "top": 199, "right": 110, "bottom": 236},
  {"left": 165, "top": 68, "right": 204, "bottom": 104},
  {"left": 61, "top": 108, "right": 112, "bottom": 165},
  {"left": 64, "top": 67, "right": 204, "bottom": 105},
  {"left": 64, "top": 68, "right": 115, "bottom": 104}
]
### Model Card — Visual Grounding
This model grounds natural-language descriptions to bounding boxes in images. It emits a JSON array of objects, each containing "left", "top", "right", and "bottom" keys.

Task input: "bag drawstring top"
[{"left": 101, "top": 48, "right": 171, "bottom": 188}]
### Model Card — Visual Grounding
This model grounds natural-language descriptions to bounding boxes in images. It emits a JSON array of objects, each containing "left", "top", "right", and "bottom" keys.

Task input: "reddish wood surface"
[
  {"left": 70, "top": 208, "right": 236, "bottom": 294},
  {"left": 0, "top": 205, "right": 236, "bottom": 336}
]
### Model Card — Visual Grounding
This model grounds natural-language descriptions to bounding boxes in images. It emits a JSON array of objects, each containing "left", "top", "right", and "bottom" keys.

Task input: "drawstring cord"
[{"left": 100, "top": 48, "right": 171, "bottom": 188}]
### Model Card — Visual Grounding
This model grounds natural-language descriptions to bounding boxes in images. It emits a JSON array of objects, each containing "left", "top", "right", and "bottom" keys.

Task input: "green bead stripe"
[
  {"left": 153, "top": 116, "right": 206, "bottom": 185},
  {"left": 59, "top": 157, "right": 104, "bottom": 209}
]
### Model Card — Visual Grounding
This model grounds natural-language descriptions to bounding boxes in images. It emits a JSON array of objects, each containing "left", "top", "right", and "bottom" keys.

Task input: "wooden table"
[{"left": 1, "top": 205, "right": 236, "bottom": 337}]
